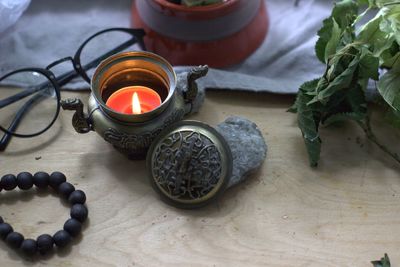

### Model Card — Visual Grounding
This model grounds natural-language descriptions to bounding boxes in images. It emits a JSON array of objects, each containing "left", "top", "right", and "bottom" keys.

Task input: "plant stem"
[
  {"left": 357, "top": 114, "right": 400, "bottom": 164},
  {"left": 383, "top": 1, "right": 400, "bottom": 7}
]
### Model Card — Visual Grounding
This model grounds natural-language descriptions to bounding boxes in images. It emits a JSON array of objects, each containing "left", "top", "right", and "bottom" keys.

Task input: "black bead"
[
  {"left": 49, "top": 172, "right": 66, "bottom": 190},
  {"left": 70, "top": 204, "right": 88, "bottom": 223},
  {"left": 33, "top": 172, "right": 50, "bottom": 189},
  {"left": 53, "top": 230, "right": 71, "bottom": 248},
  {"left": 0, "top": 223, "right": 13, "bottom": 239},
  {"left": 68, "top": 190, "right": 86, "bottom": 205},
  {"left": 37, "top": 234, "right": 54, "bottom": 254},
  {"left": 21, "top": 239, "right": 37, "bottom": 256},
  {"left": 1, "top": 174, "right": 17, "bottom": 191},
  {"left": 17, "top": 172, "right": 33, "bottom": 190},
  {"left": 64, "top": 218, "right": 82, "bottom": 237},
  {"left": 6, "top": 232, "right": 24, "bottom": 249},
  {"left": 58, "top": 182, "right": 75, "bottom": 199}
]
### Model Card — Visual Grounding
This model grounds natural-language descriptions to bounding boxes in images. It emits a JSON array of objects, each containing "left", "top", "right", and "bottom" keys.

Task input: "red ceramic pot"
[{"left": 131, "top": 0, "right": 269, "bottom": 68}]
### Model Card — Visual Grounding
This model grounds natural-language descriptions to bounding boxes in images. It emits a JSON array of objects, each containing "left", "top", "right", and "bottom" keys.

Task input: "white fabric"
[
  {"left": 0, "top": 0, "right": 333, "bottom": 94},
  {"left": 0, "top": 0, "right": 30, "bottom": 33}
]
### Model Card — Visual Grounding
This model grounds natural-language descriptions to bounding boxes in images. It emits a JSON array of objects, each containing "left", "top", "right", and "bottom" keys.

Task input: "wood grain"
[{"left": 1, "top": 90, "right": 399, "bottom": 267}]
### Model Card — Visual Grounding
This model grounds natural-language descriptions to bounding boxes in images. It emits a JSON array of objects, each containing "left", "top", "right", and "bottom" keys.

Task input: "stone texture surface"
[{"left": 216, "top": 116, "right": 267, "bottom": 187}]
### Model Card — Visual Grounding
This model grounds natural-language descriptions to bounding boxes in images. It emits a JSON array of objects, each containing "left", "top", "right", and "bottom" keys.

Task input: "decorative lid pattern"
[{"left": 147, "top": 121, "right": 232, "bottom": 208}]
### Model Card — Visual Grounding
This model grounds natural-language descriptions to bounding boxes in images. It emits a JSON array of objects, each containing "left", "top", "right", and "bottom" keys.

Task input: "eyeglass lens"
[{"left": 0, "top": 71, "right": 58, "bottom": 136}]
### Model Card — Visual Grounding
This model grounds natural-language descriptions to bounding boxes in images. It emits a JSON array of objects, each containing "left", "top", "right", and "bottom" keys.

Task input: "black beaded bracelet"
[{"left": 0, "top": 171, "right": 88, "bottom": 257}]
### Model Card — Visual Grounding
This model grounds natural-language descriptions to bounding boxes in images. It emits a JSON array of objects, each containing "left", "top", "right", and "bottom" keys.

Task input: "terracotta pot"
[{"left": 131, "top": 0, "right": 269, "bottom": 68}]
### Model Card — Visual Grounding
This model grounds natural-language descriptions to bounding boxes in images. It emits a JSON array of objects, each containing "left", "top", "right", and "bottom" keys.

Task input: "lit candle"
[{"left": 106, "top": 86, "right": 162, "bottom": 114}]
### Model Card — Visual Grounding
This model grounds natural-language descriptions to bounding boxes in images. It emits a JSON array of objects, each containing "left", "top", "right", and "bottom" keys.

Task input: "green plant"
[
  {"left": 372, "top": 253, "right": 391, "bottom": 267},
  {"left": 181, "top": 0, "right": 224, "bottom": 7},
  {"left": 291, "top": 0, "right": 400, "bottom": 166}
]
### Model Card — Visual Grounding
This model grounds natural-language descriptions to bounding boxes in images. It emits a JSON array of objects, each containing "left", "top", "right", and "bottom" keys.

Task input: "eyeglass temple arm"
[
  {"left": 72, "top": 38, "right": 139, "bottom": 82},
  {"left": 0, "top": 37, "right": 140, "bottom": 110},
  {"left": 56, "top": 37, "right": 140, "bottom": 87},
  {"left": 0, "top": 93, "right": 43, "bottom": 151},
  {"left": 51, "top": 38, "right": 137, "bottom": 87}
]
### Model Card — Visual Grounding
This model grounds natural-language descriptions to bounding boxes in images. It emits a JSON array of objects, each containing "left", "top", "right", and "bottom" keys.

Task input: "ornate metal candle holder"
[
  {"left": 61, "top": 51, "right": 208, "bottom": 159},
  {"left": 61, "top": 51, "right": 267, "bottom": 209}
]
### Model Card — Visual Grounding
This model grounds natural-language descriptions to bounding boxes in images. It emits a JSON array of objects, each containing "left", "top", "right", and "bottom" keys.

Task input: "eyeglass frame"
[{"left": 0, "top": 27, "right": 146, "bottom": 151}]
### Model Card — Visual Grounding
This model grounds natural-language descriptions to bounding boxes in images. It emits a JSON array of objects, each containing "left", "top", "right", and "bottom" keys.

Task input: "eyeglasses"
[{"left": 0, "top": 28, "right": 146, "bottom": 151}]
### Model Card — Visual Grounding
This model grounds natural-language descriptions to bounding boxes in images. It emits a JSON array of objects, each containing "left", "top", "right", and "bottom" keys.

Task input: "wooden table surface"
[{"left": 1, "top": 90, "right": 399, "bottom": 267}]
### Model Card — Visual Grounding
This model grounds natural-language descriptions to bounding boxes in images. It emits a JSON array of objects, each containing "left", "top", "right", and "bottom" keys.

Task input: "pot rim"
[
  {"left": 153, "top": 0, "right": 239, "bottom": 13},
  {"left": 91, "top": 51, "right": 177, "bottom": 123}
]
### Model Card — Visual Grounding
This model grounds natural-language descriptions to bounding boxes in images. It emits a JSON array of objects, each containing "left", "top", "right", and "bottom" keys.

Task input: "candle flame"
[{"left": 132, "top": 92, "right": 141, "bottom": 114}]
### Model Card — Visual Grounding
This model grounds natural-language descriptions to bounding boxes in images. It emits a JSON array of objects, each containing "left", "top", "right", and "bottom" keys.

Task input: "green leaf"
[
  {"left": 357, "top": 12, "right": 393, "bottom": 56},
  {"left": 356, "top": 0, "right": 370, "bottom": 6},
  {"left": 346, "top": 83, "right": 368, "bottom": 112},
  {"left": 325, "top": 19, "right": 342, "bottom": 62},
  {"left": 363, "top": 0, "right": 400, "bottom": 8},
  {"left": 316, "top": 18, "right": 334, "bottom": 63},
  {"left": 332, "top": 0, "right": 359, "bottom": 28},
  {"left": 382, "top": 51, "right": 400, "bottom": 68},
  {"left": 380, "top": 41, "right": 400, "bottom": 67},
  {"left": 315, "top": 0, "right": 358, "bottom": 63},
  {"left": 321, "top": 83, "right": 367, "bottom": 125},
  {"left": 377, "top": 58, "right": 400, "bottom": 111},
  {"left": 359, "top": 48, "right": 380, "bottom": 80},
  {"left": 371, "top": 253, "right": 391, "bottom": 267},
  {"left": 296, "top": 80, "right": 322, "bottom": 167},
  {"left": 381, "top": 5, "right": 400, "bottom": 45},
  {"left": 375, "top": 0, "right": 400, "bottom": 7},
  {"left": 311, "top": 51, "right": 361, "bottom": 104},
  {"left": 357, "top": 5, "right": 400, "bottom": 57},
  {"left": 288, "top": 99, "right": 299, "bottom": 113}
]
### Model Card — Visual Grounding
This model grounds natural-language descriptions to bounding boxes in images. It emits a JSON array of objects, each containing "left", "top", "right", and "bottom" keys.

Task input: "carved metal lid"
[{"left": 146, "top": 120, "right": 232, "bottom": 209}]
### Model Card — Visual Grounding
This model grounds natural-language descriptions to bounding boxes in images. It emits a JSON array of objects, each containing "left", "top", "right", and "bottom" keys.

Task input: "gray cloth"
[{"left": 0, "top": 0, "right": 332, "bottom": 94}]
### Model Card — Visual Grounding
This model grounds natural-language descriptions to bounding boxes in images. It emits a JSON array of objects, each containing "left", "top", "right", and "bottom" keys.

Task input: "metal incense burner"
[
  {"left": 60, "top": 51, "right": 266, "bottom": 210},
  {"left": 61, "top": 51, "right": 208, "bottom": 159}
]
